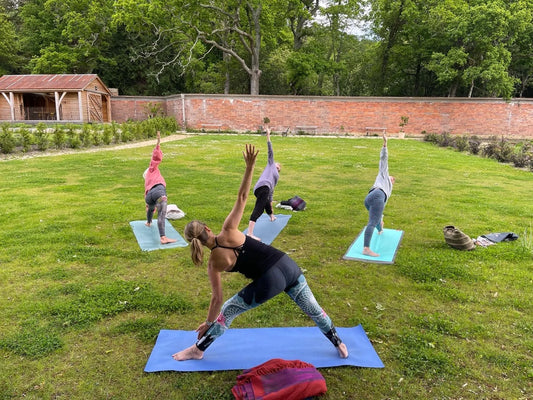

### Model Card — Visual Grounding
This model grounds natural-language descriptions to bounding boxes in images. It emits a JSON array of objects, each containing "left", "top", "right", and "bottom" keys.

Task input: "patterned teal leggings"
[{"left": 196, "top": 272, "right": 342, "bottom": 351}]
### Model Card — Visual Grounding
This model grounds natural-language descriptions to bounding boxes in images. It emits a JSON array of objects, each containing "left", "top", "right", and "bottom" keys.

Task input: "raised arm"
[{"left": 221, "top": 144, "right": 259, "bottom": 232}]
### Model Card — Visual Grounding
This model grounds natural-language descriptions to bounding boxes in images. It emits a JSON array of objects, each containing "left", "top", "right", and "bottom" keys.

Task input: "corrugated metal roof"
[{"left": 0, "top": 74, "right": 103, "bottom": 91}]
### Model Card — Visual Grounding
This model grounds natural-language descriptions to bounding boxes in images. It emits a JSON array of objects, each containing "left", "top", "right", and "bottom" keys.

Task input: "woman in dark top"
[{"left": 172, "top": 144, "right": 348, "bottom": 361}]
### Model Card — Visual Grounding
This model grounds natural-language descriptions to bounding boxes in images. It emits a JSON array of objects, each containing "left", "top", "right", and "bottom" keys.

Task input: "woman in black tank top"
[{"left": 172, "top": 144, "right": 348, "bottom": 361}]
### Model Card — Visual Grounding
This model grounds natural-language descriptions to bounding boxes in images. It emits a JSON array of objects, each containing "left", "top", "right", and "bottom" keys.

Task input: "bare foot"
[
  {"left": 362, "top": 247, "right": 379, "bottom": 257},
  {"left": 337, "top": 343, "right": 349, "bottom": 359},
  {"left": 161, "top": 236, "right": 177, "bottom": 244},
  {"left": 270, "top": 215, "right": 277, "bottom": 222},
  {"left": 172, "top": 345, "right": 204, "bottom": 361},
  {"left": 247, "top": 233, "right": 261, "bottom": 241},
  {"left": 145, "top": 222, "right": 151, "bottom": 227}
]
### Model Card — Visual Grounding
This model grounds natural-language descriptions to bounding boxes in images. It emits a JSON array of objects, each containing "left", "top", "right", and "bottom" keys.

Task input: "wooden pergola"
[{"left": 0, "top": 74, "right": 112, "bottom": 123}]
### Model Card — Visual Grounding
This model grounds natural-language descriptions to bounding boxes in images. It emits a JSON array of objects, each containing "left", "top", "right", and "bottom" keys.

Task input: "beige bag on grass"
[{"left": 443, "top": 225, "right": 476, "bottom": 251}]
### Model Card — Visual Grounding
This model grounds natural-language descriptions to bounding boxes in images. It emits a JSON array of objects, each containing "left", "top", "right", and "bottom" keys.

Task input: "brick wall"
[{"left": 111, "top": 94, "right": 533, "bottom": 138}]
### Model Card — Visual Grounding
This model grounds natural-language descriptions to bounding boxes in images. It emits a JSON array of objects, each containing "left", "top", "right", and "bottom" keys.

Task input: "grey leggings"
[
  {"left": 145, "top": 184, "right": 168, "bottom": 237},
  {"left": 196, "top": 265, "right": 342, "bottom": 351},
  {"left": 364, "top": 188, "right": 386, "bottom": 247}
]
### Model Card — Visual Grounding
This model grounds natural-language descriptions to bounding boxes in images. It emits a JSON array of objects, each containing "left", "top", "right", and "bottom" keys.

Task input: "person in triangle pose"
[
  {"left": 143, "top": 131, "right": 176, "bottom": 244},
  {"left": 173, "top": 144, "right": 348, "bottom": 361},
  {"left": 363, "top": 133, "right": 395, "bottom": 257},
  {"left": 246, "top": 122, "right": 281, "bottom": 241}
]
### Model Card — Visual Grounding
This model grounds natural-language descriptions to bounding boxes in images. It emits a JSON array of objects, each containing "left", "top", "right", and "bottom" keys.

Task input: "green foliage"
[
  {"left": 454, "top": 135, "right": 469, "bottom": 152},
  {"left": 0, "top": 123, "right": 16, "bottom": 154},
  {"left": 52, "top": 125, "right": 67, "bottom": 149},
  {"left": 34, "top": 122, "right": 49, "bottom": 151},
  {"left": 19, "top": 125, "right": 33, "bottom": 153},
  {"left": 66, "top": 124, "right": 81, "bottom": 149}
]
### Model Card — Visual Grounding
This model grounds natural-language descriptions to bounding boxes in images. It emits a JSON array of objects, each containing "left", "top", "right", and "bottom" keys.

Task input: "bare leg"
[
  {"left": 172, "top": 344, "right": 204, "bottom": 361},
  {"left": 337, "top": 342, "right": 349, "bottom": 358},
  {"left": 363, "top": 246, "right": 379, "bottom": 257},
  {"left": 247, "top": 220, "right": 261, "bottom": 241}
]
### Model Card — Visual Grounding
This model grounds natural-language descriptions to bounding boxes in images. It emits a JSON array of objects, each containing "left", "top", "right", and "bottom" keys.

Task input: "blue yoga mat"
[
  {"left": 144, "top": 325, "right": 383, "bottom": 372},
  {"left": 242, "top": 214, "right": 291, "bottom": 245},
  {"left": 130, "top": 220, "right": 188, "bottom": 251},
  {"left": 343, "top": 228, "right": 403, "bottom": 264}
]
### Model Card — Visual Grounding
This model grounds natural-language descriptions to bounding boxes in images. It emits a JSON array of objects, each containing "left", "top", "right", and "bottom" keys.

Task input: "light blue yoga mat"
[
  {"left": 343, "top": 228, "right": 403, "bottom": 264},
  {"left": 130, "top": 220, "right": 188, "bottom": 251},
  {"left": 144, "top": 324, "right": 383, "bottom": 372},
  {"left": 242, "top": 213, "right": 291, "bottom": 245}
]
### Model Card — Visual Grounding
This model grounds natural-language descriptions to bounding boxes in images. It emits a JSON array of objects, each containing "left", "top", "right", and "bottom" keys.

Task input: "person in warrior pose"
[
  {"left": 363, "top": 133, "right": 395, "bottom": 257},
  {"left": 246, "top": 123, "right": 281, "bottom": 241},
  {"left": 143, "top": 131, "right": 176, "bottom": 244},
  {"left": 173, "top": 144, "right": 348, "bottom": 361}
]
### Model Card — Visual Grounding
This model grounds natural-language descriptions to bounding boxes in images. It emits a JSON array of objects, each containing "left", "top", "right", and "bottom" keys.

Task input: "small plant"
[
  {"left": 102, "top": 124, "right": 113, "bottom": 145},
  {"left": 519, "top": 223, "right": 533, "bottom": 255},
  {"left": 454, "top": 135, "right": 469, "bottom": 152},
  {"left": 144, "top": 102, "right": 165, "bottom": 118},
  {"left": 52, "top": 125, "right": 67, "bottom": 149},
  {"left": 66, "top": 124, "right": 81, "bottom": 149},
  {"left": 423, "top": 132, "right": 439, "bottom": 143},
  {"left": 263, "top": 117, "right": 270, "bottom": 124},
  {"left": 20, "top": 126, "right": 33, "bottom": 153},
  {"left": 111, "top": 121, "right": 121, "bottom": 143},
  {"left": 437, "top": 132, "right": 454, "bottom": 147},
  {"left": 34, "top": 122, "right": 49, "bottom": 151},
  {"left": 0, "top": 123, "right": 16, "bottom": 154},
  {"left": 512, "top": 141, "right": 532, "bottom": 168},
  {"left": 80, "top": 124, "right": 93, "bottom": 147},
  {"left": 468, "top": 135, "right": 481, "bottom": 154}
]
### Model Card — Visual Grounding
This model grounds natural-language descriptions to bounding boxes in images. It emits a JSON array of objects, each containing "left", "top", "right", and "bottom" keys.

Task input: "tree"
[
  {"left": 0, "top": 6, "right": 20, "bottom": 74},
  {"left": 425, "top": 0, "right": 522, "bottom": 98}
]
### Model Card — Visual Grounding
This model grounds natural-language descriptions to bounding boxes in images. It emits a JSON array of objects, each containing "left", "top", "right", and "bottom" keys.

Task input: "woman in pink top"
[{"left": 144, "top": 131, "right": 176, "bottom": 244}]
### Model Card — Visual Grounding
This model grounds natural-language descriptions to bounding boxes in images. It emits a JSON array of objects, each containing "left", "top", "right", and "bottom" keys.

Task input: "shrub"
[
  {"left": 512, "top": 141, "right": 533, "bottom": 168},
  {"left": 34, "top": 122, "right": 49, "bottom": 151},
  {"left": 423, "top": 132, "right": 439, "bottom": 143},
  {"left": 111, "top": 121, "right": 121, "bottom": 143},
  {"left": 52, "top": 125, "right": 67, "bottom": 149},
  {"left": 91, "top": 128, "right": 103, "bottom": 146},
  {"left": 468, "top": 135, "right": 481, "bottom": 154},
  {"left": 437, "top": 132, "right": 454, "bottom": 147},
  {"left": 19, "top": 126, "right": 33, "bottom": 153},
  {"left": 102, "top": 124, "right": 113, "bottom": 145},
  {"left": 66, "top": 124, "right": 81, "bottom": 149},
  {"left": 454, "top": 135, "right": 469, "bottom": 152},
  {"left": 0, "top": 123, "right": 16, "bottom": 154},
  {"left": 80, "top": 124, "right": 92, "bottom": 147},
  {"left": 494, "top": 137, "right": 514, "bottom": 163}
]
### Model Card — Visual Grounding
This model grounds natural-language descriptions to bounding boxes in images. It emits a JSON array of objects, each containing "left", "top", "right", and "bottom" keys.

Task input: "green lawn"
[{"left": 0, "top": 134, "right": 531, "bottom": 399}]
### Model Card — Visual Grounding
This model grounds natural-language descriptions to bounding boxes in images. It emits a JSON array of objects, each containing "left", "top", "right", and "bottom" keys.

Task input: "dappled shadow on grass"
[{"left": 0, "top": 281, "right": 191, "bottom": 359}]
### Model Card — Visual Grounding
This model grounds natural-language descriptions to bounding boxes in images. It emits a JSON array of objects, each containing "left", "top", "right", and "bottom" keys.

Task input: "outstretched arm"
[
  {"left": 221, "top": 144, "right": 259, "bottom": 232},
  {"left": 382, "top": 132, "right": 387, "bottom": 147}
]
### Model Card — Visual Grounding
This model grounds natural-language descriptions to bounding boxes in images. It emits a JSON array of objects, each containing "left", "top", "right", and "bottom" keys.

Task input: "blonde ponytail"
[
  {"left": 184, "top": 220, "right": 208, "bottom": 266},
  {"left": 189, "top": 237, "right": 204, "bottom": 266}
]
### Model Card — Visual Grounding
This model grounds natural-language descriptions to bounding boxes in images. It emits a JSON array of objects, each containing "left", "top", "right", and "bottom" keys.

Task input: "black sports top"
[{"left": 213, "top": 236, "right": 285, "bottom": 280}]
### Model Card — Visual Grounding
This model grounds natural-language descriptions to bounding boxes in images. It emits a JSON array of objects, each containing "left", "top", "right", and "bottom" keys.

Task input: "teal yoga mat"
[
  {"left": 343, "top": 228, "right": 403, "bottom": 264},
  {"left": 144, "top": 325, "right": 384, "bottom": 372},
  {"left": 130, "top": 220, "right": 188, "bottom": 251},
  {"left": 242, "top": 213, "right": 291, "bottom": 245}
]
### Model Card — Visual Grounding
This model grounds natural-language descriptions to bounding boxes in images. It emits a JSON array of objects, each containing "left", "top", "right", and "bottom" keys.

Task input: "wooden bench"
[
  {"left": 365, "top": 127, "right": 387, "bottom": 136},
  {"left": 200, "top": 123, "right": 222, "bottom": 132},
  {"left": 295, "top": 125, "right": 318, "bottom": 135}
]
